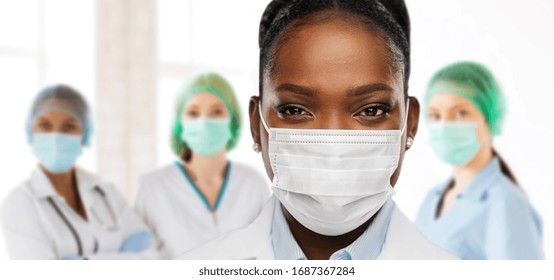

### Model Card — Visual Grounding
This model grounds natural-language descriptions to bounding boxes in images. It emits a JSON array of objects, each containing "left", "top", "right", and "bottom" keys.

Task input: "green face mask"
[
  {"left": 429, "top": 122, "right": 481, "bottom": 166},
  {"left": 181, "top": 118, "right": 231, "bottom": 157}
]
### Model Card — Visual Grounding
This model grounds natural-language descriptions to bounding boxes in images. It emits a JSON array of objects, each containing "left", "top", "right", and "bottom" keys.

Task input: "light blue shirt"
[
  {"left": 271, "top": 199, "right": 394, "bottom": 260},
  {"left": 415, "top": 157, "right": 544, "bottom": 259}
]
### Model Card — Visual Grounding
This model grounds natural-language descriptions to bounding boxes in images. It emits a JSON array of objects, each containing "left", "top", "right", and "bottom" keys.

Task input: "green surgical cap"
[
  {"left": 171, "top": 72, "right": 242, "bottom": 158},
  {"left": 424, "top": 62, "right": 506, "bottom": 136}
]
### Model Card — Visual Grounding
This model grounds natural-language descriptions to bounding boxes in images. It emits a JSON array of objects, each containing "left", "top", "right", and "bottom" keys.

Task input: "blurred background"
[{"left": 0, "top": 0, "right": 553, "bottom": 260}]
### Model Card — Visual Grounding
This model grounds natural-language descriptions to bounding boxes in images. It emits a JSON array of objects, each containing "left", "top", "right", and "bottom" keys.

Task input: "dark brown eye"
[
  {"left": 211, "top": 108, "right": 224, "bottom": 117},
  {"left": 356, "top": 104, "right": 390, "bottom": 118},
  {"left": 361, "top": 107, "right": 382, "bottom": 116},
  {"left": 186, "top": 110, "right": 199, "bottom": 118},
  {"left": 277, "top": 105, "right": 309, "bottom": 116},
  {"left": 64, "top": 123, "right": 77, "bottom": 131},
  {"left": 455, "top": 110, "right": 468, "bottom": 119}
]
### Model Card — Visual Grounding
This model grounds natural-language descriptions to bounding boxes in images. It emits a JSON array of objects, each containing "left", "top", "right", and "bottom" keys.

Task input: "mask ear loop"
[
  {"left": 400, "top": 100, "right": 410, "bottom": 136},
  {"left": 258, "top": 101, "right": 270, "bottom": 133},
  {"left": 390, "top": 100, "right": 411, "bottom": 180}
]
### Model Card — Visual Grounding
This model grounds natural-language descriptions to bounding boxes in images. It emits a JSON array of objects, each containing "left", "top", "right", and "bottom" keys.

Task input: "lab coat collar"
[
  {"left": 74, "top": 168, "right": 104, "bottom": 192},
  {"left": 377, "top": 202, "right": 457, "bottom": 259},
  {"left": 30, "top": 166, "right": 104, "bottom": 200},
  {"left": 30, "top": 167, "right": 57, "bottom": 199},
  {"left": 178, "top": 197, "right": 276, "bottom": 260},
  {"left": 434, "top": 157, "right": 503, "bottom": 202},
  {"left": 229, "top": 197, "right": 276, "bottom": 260}
]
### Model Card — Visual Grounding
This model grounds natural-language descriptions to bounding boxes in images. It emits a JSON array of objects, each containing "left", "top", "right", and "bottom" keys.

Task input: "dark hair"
[
  {"left": 493, "top": 149, "right": 520, "bottom": 187},
  {"left": 258, "top": 0, "right": 410, "bottom": 96},
  {"left": 181, "top": 148, "right": 193, "bottom": 162}
]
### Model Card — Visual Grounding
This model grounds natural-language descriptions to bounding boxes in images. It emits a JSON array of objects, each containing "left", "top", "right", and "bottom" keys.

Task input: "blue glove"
[
  {"left": 64, "top": 255, "right": 85, "bottom": 260},
  {"left": 119, "top": 230, "right": 153, "bottom": 253}
]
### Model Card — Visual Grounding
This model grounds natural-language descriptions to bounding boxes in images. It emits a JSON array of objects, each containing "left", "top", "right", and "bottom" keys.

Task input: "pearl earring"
[
  {"left": 252, "top": 143, "right": 261, "bottom": 153},
  {"left": 406, "top": 137, "right": 414, "bottom": 149}
]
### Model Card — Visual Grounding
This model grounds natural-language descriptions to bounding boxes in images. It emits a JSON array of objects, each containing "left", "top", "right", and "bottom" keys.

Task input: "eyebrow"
[
  {"left": 36, "top": 117, "right": 76, "bottom": 123},
  {"left": 210, "top": 103, "right": 225, "bottom": 109},
  {"left": 275, "top": 83, "right": 314, "bottom": 96},
  {"left": 63, "top": 121, "right": 80, "bottom": 127},
  {"left": 275, "top": 83, "right": 393, "bottom": 97},
  {"left": 450, "top": 104, "right": 469, "bottom": 110},
  {"left": 428, "top": 104, "right": 469, "bottom": 111},
  {"left": 348, "top": 83, "right": 393, "bottom": 97},
  {"left": 63, "top": 117, "right": 79, "bottom": 122}
]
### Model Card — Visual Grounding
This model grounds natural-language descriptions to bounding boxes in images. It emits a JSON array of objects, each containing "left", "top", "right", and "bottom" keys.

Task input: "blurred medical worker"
[
  {"left": 415, "top": 62, "right": 543, "bottom": 260},
  {"left": 179, "top": 0, "right": 455, "bottom": 260},
  {"left": 1, "top": 85, "right": 159, "bottom": 259},
  {"left": 134, "top": 73, "right": 271, "bottom": 259}
]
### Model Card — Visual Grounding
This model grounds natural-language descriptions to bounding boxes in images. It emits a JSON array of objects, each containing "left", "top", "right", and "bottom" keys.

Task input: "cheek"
[
  {"left": 476, "top": 120, "right": 492, "bottom": 143},
  {"left": 221, "top": 109, "right": 230, "bottom": 118},
  {"left": 32, "top": 126, "right": 44, "bottom": 133},
  {"left": 68, "top": 129, "right": 84, "bottom": 136}
]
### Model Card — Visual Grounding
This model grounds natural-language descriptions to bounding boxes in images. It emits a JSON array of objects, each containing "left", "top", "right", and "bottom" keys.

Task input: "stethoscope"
[{"left": 47, "top": 186, "right": 118, "bottom": 256}]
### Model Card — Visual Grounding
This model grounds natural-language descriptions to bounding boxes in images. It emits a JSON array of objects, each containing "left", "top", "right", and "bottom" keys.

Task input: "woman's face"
[
  {"left": 32, "top": 111, "right": 83, "bottom": 136},
  {"left": 183, "top": 93, "right": 229, "bottom": 120},
  {"left": 427, "top": 93, "right": 492, "bottom": 150},
  {"left": 250, "top": 16, "right": 420, "bottom": 186}
]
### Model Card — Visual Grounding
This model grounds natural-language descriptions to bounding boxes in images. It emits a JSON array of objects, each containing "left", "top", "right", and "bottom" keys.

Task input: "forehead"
[
  {"left": 185, "top": 93, "right": 225, "bottom": 107},
  {"left": 270, "top": 16, "right": 399, "bottom": 91},
  {"left": 428, "top": 94, "right": 476, "bottom": 110},
  {"left": 36, "top": 111, "right": 79, "bottom": 122}
]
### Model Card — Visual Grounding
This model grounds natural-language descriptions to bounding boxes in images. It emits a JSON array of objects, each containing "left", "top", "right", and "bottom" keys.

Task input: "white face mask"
[{"left": 259, "top": 102, "right": 409, "bottom": 236}]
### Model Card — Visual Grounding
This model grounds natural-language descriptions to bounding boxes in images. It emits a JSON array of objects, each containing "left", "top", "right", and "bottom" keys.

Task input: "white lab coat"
[
  {"left": 134, "top": 162, "right": 271, "bottom": 259},
  {"left": 178, "top": 197, "right": 457, "bottom": 260},
  {"left": 0, "top": 167, "right": 159, "bottom": 260}
]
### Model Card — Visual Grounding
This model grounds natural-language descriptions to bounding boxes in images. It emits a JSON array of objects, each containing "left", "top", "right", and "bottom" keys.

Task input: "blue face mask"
[
  {"left": 31, "top": 133, "right": 83, "bottom": 174},
  {"left": 429, "top": 122, "right": 481, "bottom": 167},
  {"left": 181, "top": 118, "right": 231, "bottom": 157}
]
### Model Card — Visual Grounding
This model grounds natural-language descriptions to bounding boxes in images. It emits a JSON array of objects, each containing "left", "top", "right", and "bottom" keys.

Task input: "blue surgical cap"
[{"left": 26, "top": 84, "right": 93, "bottom": 146}]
